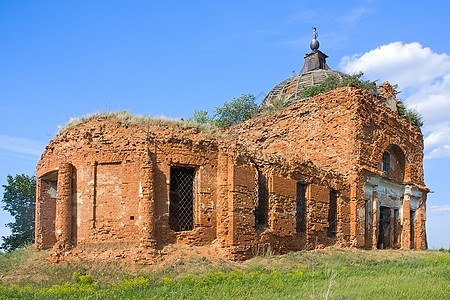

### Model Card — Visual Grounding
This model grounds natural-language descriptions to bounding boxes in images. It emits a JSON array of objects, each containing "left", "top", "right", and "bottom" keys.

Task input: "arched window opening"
[
  {"left": 380, "top": 145, "right": 405, "bottom": 182},
  {"left": 381, "top": 151, "right": 391, "bottom": 173}
]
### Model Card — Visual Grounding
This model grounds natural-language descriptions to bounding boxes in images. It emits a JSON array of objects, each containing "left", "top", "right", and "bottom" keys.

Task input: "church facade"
[{"left": 35, "top": 31, "right": 428, "bottom": 260}]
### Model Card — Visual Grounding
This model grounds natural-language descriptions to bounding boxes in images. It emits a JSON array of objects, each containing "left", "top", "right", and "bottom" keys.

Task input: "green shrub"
[
  {"left": 259, "top": 97, "right": 290, "bottom": 115},
  {"left": 212, "top": 94, "right": 258, "bottom": 127},
  {"left": 396, "top": 100, "right": 423, "bottom": 127},
  {"left": 301, "top": 72, "right": 377, "bottom": 98},
  {"left": 187, "top": 110, "right": 210, "bottom": 124},
  {"left": 405, "top": 109, "right": 424, "bottom": 127},
  {"left": 72, "top": 272, "right": 95, "bottom": 285},
  {"left": 188, "top": 94, "right": 258, "bottom": 127}
]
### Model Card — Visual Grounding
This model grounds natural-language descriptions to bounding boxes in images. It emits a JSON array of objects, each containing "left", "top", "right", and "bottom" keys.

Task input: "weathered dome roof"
[
  {"left": 260, "top": 28, "right": 346, "bottom": 109},
  {"left": 260, "top": 69, "right": 346, "bottom": 108}
]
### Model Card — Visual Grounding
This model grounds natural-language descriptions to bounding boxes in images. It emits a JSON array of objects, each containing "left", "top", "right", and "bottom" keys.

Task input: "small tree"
[
  {"left": 405, "top": 108, "right": 424, "bottom": 127},
  {"left": 213, "top": 94, "right": 258, "bottom": 127},
  {"left": 396, "top": 100, "right": 424, "bottom": 127},
  {"left": 1, "top": 174, "right": 36, "bottom": 251},
  {"left": 188, "top": 110, "right": 210, "bottom": 124},
  {"left": 397, "top": 100, "right": 407, "bottom": 119},
  {"left": 341, "top": 72, "right": 377, "bottom": 92},
  {"left": 188, "top": 94, "right": 258, "bottom": 128}
]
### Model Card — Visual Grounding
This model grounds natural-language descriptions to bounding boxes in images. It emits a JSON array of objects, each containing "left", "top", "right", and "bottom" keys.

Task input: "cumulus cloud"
[{"left": 339, "top": 42, "right": 450, "bottom": 159}]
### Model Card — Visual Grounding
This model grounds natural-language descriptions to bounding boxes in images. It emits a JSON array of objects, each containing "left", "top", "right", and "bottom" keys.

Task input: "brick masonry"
[{"left": 36, "top": 84, "right": 428, "bottom": 260}]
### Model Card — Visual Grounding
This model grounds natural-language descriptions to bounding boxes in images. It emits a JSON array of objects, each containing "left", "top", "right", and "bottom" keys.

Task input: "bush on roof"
[{"left": 301, "top": 72, "right": 377, "bottom": 98}]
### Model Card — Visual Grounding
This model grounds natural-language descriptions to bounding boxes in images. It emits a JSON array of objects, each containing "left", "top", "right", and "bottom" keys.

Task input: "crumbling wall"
[
  {"left": 353, "top": 87, "right": 425, "bottom": 186},
  {"left": 153, "top": 139, "right": 219, "bottom": 246},
  {"left": 92, "top": 161, "right": 140, "bottom": 242},
  {"left": 229, "top": 85, "right": 426, "bottom": 250},
  {"left": 248, "top": 164, "right": 351, "bottom": 255},
  {"left": 353, "top": 87, "right": 427, "bottom": 250},
  {"left": 36, "top": 119, "right": 223, "bottom": 251},
  {"left": 230, "top": 87, "right": 360, "bottom": 178},
  {"left": 35, "top": 178, "right": 57, "bottom": 249},
  {"left": 36, "top": 83, "right": 427, "bottom": 259}
]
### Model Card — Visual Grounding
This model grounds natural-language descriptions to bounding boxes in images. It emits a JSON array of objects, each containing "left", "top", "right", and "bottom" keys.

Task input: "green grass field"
[{"left": 0, "top": 246, "right": 448, "bottom": 299}]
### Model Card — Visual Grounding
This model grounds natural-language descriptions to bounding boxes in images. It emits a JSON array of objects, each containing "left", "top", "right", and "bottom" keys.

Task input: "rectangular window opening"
[
  {"left": 365, "top": 198, "right": 372, "bottom": 246},
  {"left": 255, "top": 171, "right": 268, "bottom": 230},
  {"left": 296, "top": 183, "right": 307, "bottom": 234},
  {"left": 377, "top": 206, "right": 391, "bottom": 249},
  {"left": 410, "top": 210, "right": 416, "bottom": 249},
  {"left": 393, "top": 209, "right": 399, "bottom": 248},
  {"left": 327, "top": 189, "right": 338, "bottom": 237},
  {"left": 169, "top": 167, "right": 195, "bottom": 232},
  {"left": 382, "top": 151, "right": 391, "bottom": 173}
]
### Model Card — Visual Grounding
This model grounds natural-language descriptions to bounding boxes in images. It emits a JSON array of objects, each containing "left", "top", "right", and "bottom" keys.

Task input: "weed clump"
[{"left": 58, "top": 110, "right": 220, "bottom": 135}]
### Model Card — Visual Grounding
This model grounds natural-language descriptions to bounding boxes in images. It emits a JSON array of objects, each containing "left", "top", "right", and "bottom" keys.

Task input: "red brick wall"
[
  {"left": 35, "top": 179, "right": 57, "bottom": 249},
  {"left": 37, "top": 120, "right": 225, "bottom": 250},
  {"left": 36, "top": 84, "right": 427, "bottom": 257}
]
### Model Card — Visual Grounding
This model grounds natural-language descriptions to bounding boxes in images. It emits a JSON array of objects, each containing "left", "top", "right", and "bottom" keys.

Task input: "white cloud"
[
  {"left": 340, "top": 42, "right": 450, "bottom": 159},
  {"left": 424, "top": 126, "right": 450, "bottom": 158},
  {"left": 340, "top": 42, "right": 450, "bottom": 89},
  {"left": 0, "top": 134, "right": 45, "bottom": 157},
  {"left": 428, "top": 205, "right": 450, "bottom": 215}
]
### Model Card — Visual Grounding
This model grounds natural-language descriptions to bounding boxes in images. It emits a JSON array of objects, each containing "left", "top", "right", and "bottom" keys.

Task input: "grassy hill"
[{"left": 0, "top": 244, "right": 448, "bottom": 299}]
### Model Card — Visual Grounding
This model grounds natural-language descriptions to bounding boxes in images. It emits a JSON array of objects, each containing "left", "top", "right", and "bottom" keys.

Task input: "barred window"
[
  {"left": 382, "top": 151, "right": 391, "bottom": 173},
  {"left": 169, "top": 167, "right": 195, "bottom": 232}
]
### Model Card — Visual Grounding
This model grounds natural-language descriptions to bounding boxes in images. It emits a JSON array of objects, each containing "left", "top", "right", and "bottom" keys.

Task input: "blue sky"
[{"left": 1, "top": 0, "right": 449, "bottom": 249}]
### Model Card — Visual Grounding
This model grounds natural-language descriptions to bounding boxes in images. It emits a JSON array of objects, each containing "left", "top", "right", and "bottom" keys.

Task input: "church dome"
[
  {"left": 260, "top": 69, "right": 346, "bottom": 108},
  {"left": 260, "top": 28, "right": 346, "bottom": 109}
]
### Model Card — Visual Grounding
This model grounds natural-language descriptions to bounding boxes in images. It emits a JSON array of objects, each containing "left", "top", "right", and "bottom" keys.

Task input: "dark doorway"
[
  {"left": 365, "top": 199, "right": 372, "bottom": 247},
  {"left": 255, "top": 171, "right": 268, "bottom": 230},
  {"left": 296, "top": 183, "right": 306, "bottom": 234},
  {"left": 410, "top": 210, "right": 416, "bottom": 249},
  {"left": 169, "top": 167, "right": 195, "bottom": 232},
  {"left": 393, "top": 209, "right": 399, "bottom": 248},
  {"left": 377, "top": 206, "right": 391, "bottom": 249},
  {"left": 327, "top": 190, "right": 337, "bottom": 237}
]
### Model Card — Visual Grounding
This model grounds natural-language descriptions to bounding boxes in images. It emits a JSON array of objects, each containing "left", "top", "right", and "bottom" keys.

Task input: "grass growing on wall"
[
  {"left": 58, "top": 110, "right": 221, "bottom": 135},
  {"left": 0, "top": 246, "right": 449, "bottom": 299}
]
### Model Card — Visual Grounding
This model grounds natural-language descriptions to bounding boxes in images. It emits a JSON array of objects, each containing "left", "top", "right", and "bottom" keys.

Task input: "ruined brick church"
[{"left": 35, "top": 30, "right": 428, "bottom": 260}]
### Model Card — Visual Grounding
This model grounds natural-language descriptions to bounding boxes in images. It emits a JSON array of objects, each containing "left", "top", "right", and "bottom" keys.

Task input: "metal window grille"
[
  {"left": 296, "top": 183, "right": 306, "bottom": 233},
  {"left": 169, "top": 168, "right": 194, "bottom": 232}
]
